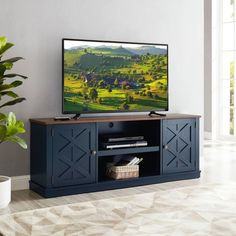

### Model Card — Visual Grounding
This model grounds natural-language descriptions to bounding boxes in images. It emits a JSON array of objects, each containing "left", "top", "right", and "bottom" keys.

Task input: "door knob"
[
  {"left": 91, "top": 150, "right": 97, "bottom": 156},
  {"left": 163, "top": 145, "right": 168, "bottom": 150}
]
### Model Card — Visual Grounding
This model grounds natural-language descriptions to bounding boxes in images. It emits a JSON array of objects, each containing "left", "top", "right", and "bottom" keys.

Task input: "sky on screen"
[{"left": 64, "top": 40, "right": 167, "bottom": 50}]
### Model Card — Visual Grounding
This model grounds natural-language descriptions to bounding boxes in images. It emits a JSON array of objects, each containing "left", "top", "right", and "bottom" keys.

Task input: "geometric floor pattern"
[{"left": 0, "top": 183, "right": 236, "bottom": 236}]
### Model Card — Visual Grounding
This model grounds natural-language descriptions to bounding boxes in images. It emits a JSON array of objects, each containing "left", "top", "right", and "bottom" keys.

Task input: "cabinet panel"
[
  {"left": 162, "top": 119, "right": 196, "bottom": 174},
  {"left": 52, "top": 124, "right": 96, "bottom": 187},
  {"left": 30, "top": 115, "right": 200, "bottom": 198}
]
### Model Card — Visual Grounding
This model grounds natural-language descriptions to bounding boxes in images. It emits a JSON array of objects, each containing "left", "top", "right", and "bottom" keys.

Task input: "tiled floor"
[
  {"left": 201, "top": 139, "right": 236, "bottom": 183},
  {"left": 0, "top": 140, "right": 236, "bottom": 235}
]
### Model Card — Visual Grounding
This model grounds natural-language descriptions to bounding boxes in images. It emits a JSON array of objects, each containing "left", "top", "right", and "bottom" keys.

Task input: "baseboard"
[
  {"left": 204, "top": 132, "right": 212, "bottom": 140},
  {"left": 11, "top": 175, "right": 30, "bottom": 191}
]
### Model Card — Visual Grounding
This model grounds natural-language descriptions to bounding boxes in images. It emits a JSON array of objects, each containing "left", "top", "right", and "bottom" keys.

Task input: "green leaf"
[
  {"left": 3, "top": 135, "right": 27, "bottom": 149},
  {"left": 0, "top": 97, "right": 26, "bottom": 108},
  {"left": 6, "top": 126, "right": 18, "bottom": 136},
  {"left": 0, "top": 112, "right": 26, "bottom": 148},
  {"left": 0, "top": 37, "right": 13, "bottom": 55},
  {"left": 15, "top": 127, "right": 25, "bottom": 134},
  {"left": 0, "top": 64, "right": 6, "bottom": 77},
  {"left": 0, "top": 113, "right": 6, "bottom": 122},
  {"left": 0, "top": 91, "right": 18, "bottom": 98},
  {"left": 6, "top": 126, "right": 25, "bottom": 136},
  {"left": 5, "top": 126, "right": 25, "bottom": 136},
  {"left": 3, "top": 62, "right": 13, "bottom": 70},
  {"left": 7, "top": 112, "right": 16, "bottom": 126},
  {"left": 0, "top": 43, "right": 13, "bottom": 55},
  {"left": 0, "top": 125, "right": 7, "bottom": 141},
  {"left": 9, "top": 80, "right": 23, "bottom": 87},
  {"left": 0, "top": 37, "right": 7, "bottom": 49},
  {"left": 15, "top": 120, "right": 25, "bottom": 129},
  {"left": 0, "top": 80, "right": 23, "bottom": 91},
  {"left": 0, "top": 57, "right": 24, "bottom": 64},
  {"left": 2, "top": 74, "right": 27, "bottom": 79},
  {"left": 5, "top": 113, "right": 25, "bottom": 136}
]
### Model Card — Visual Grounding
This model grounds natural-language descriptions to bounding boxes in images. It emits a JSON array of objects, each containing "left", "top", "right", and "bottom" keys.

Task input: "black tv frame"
[{"left": 62, "top": 38, "right": 169, "bottom": 115}]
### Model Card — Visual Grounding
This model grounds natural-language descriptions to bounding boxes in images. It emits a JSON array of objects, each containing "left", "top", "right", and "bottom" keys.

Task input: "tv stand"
[
  {"left": 149, "top": 111, "right": 166, "bottom": 117},
  {"left": 30, "top": 113, "right": 200, "bottom": 198},
  {"left": 72, "top": 113, "right": 81, "bottom": 119}
]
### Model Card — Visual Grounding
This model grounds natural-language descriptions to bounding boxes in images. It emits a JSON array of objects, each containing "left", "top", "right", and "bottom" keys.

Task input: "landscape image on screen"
[{"left": 63, "top": 40, "right": 168, "bottom": 113}]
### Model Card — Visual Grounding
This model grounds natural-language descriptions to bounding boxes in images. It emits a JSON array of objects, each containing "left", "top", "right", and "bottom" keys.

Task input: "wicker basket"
[{"left": 106, "top": 163, "right": 139, "bottom": 180}]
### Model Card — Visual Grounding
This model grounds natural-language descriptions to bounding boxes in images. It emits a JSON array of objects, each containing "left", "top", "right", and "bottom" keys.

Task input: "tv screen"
[{"left": 63, "top": 39, "right": 168, "bottom": 114}]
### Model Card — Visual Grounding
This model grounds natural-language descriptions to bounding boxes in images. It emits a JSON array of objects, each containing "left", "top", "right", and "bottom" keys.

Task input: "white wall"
[{"left": 0, "top": 0, "right": 204, "bottom": 176}]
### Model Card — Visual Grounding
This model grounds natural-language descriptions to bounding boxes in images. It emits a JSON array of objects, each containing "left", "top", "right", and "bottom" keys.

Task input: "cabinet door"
[
  {"left": 51, "top": 124, "right": 96, "bottom": 187},
  {"left": 162, "top": 119, "right": 196, "bottom": 174}
]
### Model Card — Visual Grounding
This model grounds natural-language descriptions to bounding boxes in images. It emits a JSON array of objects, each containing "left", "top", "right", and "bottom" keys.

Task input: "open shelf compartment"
[
  {"left": 98, "top": 151, "right": 160, "bottom": 182},
  {"left": 97, "top": 120, "right": 161, "bottom": 151}
]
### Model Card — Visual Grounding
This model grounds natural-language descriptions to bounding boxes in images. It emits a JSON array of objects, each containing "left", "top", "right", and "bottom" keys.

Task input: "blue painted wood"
[
  {"left": 30, "top": 170, "right": 200, "bottom": 198},
  {"left": 30, "top": 116, "right": 200, "bottom": 198},
  {"left": 30, "top": 123, "right": 48, "bottom": 187},
  {"left": 160, "top": 120, "right": 164, "bottom": 175},
  {"left": 195, "top": 118, "right": 200, "bottom": 171},
  {"left": 51, "top": 124, "right": 96, "bottom": 187},
  {"left": 162, "top": 119, "right": 196, "bottom": 174},
  {"left": 97, "top": 146, "right": 159, "bottom": 157},
  {"left": 46, "top": 126, "right": 53, "bottom": 187}
]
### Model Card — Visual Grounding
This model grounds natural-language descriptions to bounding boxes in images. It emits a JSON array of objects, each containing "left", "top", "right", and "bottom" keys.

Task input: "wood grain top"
[{"left": 30, "top": 113, "right": 201, "bottom": 125}]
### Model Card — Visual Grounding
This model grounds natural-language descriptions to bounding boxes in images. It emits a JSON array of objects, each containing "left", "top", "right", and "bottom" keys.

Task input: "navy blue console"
[{"left": 30, "top": 114, "right": 200, "bottom": 197}]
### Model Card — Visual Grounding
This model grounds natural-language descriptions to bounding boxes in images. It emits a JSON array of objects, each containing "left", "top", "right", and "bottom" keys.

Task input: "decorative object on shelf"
[
  {"left": 103, "top": 140, "right": 148, "bottom": 149},
  {"left": 106, "top": 156, "right": 143, "bottom": 180},
  {"left": 106, "top": 163, "right": 139, "bottom": 180},
  {"left": 102, "top": 134, "right": 147, "bottom": 149},
  {"left": 0, "top": 36, "right": 28, "bottom": 209},
  {"left": 106, "top": 135, "right": 144, "bottom": 143}
]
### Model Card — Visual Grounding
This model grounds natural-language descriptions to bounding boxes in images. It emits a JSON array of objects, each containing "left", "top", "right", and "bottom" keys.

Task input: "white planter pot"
[{"left": 0, "top": 176, "right": 11, "bottom": 209}]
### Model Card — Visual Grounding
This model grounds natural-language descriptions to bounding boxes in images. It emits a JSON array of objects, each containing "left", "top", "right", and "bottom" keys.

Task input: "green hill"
[
  {"left": 94, "top": 46, "right": 135, "bottom": 56},
  {"left": 76, "top": 53, "right": 131, "bottom": 70}
]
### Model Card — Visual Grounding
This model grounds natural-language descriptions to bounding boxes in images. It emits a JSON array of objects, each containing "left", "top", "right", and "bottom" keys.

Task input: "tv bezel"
[{"left": 62, "top": 38, "right": 169, "bottom": 115}]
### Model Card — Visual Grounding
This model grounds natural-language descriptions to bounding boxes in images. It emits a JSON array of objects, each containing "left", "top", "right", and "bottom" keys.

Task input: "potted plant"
[{"left": 0, "top": 36, "right": 27, "bottom": 209}]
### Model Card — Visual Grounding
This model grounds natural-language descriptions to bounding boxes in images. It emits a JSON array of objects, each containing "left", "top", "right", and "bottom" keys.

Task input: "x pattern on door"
[
  {"left": 163, "top": 121, "right": 195, "bottom": 173},
  {"left": 53, "top": 127, "right": 93, "bottom": 185}
]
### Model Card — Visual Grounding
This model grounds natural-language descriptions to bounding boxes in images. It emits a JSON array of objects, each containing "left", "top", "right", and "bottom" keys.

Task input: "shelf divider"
[{"left": 97, "top": 146, "right": 159, "bottom": 157}]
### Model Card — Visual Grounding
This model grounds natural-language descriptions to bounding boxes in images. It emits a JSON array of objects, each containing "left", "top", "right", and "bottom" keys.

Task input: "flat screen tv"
[{"left": 63, "top": 39, "right": 168, "bottom": 114}]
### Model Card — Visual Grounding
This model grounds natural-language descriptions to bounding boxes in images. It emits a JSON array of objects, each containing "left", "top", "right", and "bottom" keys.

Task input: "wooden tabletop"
[{"left": 30, "top": 113, "right": 201, "bottom": 125}]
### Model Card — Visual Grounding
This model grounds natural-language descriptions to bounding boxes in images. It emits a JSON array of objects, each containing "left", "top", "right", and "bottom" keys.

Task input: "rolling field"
[{"left": 64, "top": 45, "right": 168, "bottom": 112}]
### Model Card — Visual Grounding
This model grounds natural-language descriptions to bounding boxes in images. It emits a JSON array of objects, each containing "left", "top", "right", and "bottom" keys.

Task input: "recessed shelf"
[{"left": 97, "top": 146, "right": 160, "bottom": 157}]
